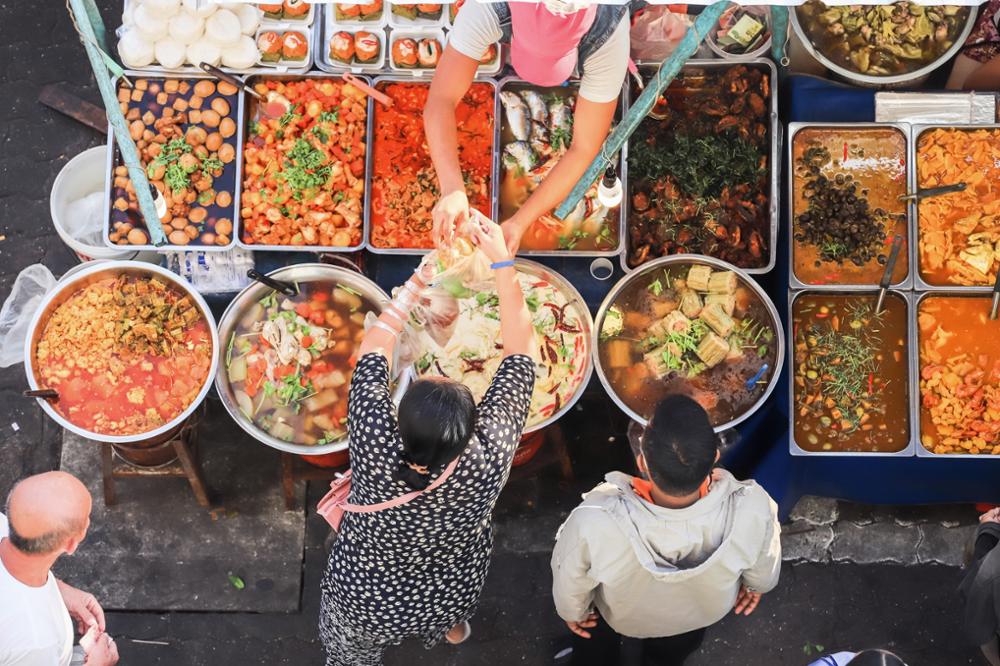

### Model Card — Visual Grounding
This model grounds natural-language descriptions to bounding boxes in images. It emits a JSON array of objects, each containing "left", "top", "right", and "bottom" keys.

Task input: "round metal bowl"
[
  {"left": 214, "top": 263, "right": 410, "bottom": 456},
  {"left": 791, "top": 4, "right": 976, "bottom": 87},
  {"left": 24, "top": 260, "right": 220, "bottom": 444},
  {"left": 410, "top": 258, "right": 595, "bottom": 434},
  {"left": 591, "top": 254, "right": 784, "bottom": 433}
]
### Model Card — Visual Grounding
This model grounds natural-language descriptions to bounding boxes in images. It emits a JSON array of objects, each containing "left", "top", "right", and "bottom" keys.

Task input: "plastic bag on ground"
[{"left": 0, "top": 264, "right": 57, "bottom": 368}]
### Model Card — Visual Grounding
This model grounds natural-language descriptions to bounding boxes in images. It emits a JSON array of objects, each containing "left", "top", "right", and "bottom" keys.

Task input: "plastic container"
[
  {"left": 325, "top": 1, "right": 389, "bottom": 28},
  {"left": 51, "top": 147, "right": 138, "bottom": 261},
  {"left": 388, "top": 2, "right": 445, "bottom": 29},
  {"left": 319, "top": 26, "right": 387, "bottom": 73},
  {"left": 254, "top": 26, "right": 313, "bottom": 68},
  {"left": 706, "top": 6, "right": 772, "bottom": 60},
  {"left": 387, "top": 28, "right": 445, "bottom": 76}
]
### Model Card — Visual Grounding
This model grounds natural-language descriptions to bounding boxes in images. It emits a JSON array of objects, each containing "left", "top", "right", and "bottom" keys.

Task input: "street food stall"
[{"left": 8, "top": 0, "right": 1000, "bottom": 517}]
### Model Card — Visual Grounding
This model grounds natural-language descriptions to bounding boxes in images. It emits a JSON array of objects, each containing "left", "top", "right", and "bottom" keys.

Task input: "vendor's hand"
[
  {"left": 83, "top": 632, "right": 119, "bottom": 666},
  {"left": 980, "top": 507, "right": 1000, "bottom": 524},
  {"left": 58, "top": 580, "right": 105, "bottom": 633},
  {"left": 432, "top": 190, "right": 470, "bottom": 248},
  {"left": 565, "top": 611, "right": 599, "bottom": 639},
  {"left": 501, "top": 219, "right": 526, "bottom": 256},
  {"left": 733, "top": 585, "right": 762, "bottom": 616},
  {"left": 470, "top": 214, "right": 512, "bottom": 265}
]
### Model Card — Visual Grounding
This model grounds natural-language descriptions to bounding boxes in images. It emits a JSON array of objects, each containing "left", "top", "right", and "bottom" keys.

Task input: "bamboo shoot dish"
[
  {"left": 498, "top": 84, "right": 619, "bottom": 253},
  {"left": 596, "top": 261, "right": 779, "bottom": 428},
  {"left": 34, "top": 274, "right": 213, "bottom": 437},
  {"left": 626, "top": 65, "right": 772, "bottom": 270},
  {"left": 410, "top": 266, "right": 590, "bottom": 429},
  {"left": 792, "top": 294, "right": 910, "bottom": 453},
  {"left": 223, "top": 281, "right": 379, "bottom": 446},
  {"left": 241, "top": 78, "right": 368, "bottom": 249},
  {"left": 792, "top": 127, "right": 908, "bottom": 286},
  {"left": 795, "top": 2, "right": 970, "bottom": 77},
  {"left": 916, "top": 128, "right": 1000, "bottom": 287},
  {"left": 369, "top": 81, "right": 494, "bottom": 250},
  {"left": 918, "top": 296, "right": 1000, "bottom": 455}
]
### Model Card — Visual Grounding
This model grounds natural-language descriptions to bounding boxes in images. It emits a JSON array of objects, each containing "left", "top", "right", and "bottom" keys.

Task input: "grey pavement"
[{"left": 0, "top": 2, "right": 991, "bottom": 665}]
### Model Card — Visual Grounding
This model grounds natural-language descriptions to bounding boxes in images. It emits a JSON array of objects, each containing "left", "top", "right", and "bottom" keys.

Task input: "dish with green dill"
[
  {"left": 792, "top": 293, "right": 910, "bottom": 453},
  {"left": 597, "top": 262, "right": 778, "bottom": 427}
]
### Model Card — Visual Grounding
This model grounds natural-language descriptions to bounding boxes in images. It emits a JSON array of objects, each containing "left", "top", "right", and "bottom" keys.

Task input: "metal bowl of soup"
[
  {"left": 791, "top": 1, "right": 975, "bottom": 87},
  {"left": 593, "top": 255, "right": 784, "bottom": 432},
  {"left": 25, "top": 261, "right": 219, "bottom": 444},
  {"left": 215, "top": 263, "right": 410, "bottom": 455}
]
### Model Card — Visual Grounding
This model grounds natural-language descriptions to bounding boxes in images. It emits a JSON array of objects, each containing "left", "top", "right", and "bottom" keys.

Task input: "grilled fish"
[{"left": 500, "top": 91, "right": 531, "bottom": 141}]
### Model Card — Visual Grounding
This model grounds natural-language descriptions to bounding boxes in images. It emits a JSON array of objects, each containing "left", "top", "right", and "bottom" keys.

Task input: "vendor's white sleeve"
[
  {"left": 448, "top": 1, "right": 502, "bottom": 61},
  {"left": 578, "top": 16, "right": 630, "bottom": 104}
]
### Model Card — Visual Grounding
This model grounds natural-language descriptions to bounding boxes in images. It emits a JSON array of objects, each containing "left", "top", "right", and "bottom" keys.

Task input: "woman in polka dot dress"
[{"left": 319, "top": 215, "right": 537, "bottom": 666}]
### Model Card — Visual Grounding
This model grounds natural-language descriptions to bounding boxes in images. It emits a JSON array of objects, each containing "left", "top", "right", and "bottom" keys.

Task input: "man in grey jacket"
[{"left": 551, "top": 395, "right": 782, "bottom": 665}]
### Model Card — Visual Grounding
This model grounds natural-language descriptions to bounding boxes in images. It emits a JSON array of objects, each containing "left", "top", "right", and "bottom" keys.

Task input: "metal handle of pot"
[{"left": 247, "top": 269, "right": 297, "bottom": 297}]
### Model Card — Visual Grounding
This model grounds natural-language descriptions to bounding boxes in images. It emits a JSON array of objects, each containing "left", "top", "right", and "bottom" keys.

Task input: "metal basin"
[
  {"left": 592, "top": 254, "right": 784, "bottom": 433},
  {"left": 214, "top": 263, "right": 410, "bottom": 455},
  {"left": 25, "top": 261, "right": 219, "bottom": 444}
]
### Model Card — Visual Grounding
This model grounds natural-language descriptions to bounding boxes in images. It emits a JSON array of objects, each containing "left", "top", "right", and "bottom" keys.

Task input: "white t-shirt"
[
  {"left": 808, "top": 654, "right": 858, "bottom": 666},
  {"left": 0, "top": 514, "right": 74, "bottom": 666},
  {"left": 448, "top": 1, "right": 629, "bottom": 103}
]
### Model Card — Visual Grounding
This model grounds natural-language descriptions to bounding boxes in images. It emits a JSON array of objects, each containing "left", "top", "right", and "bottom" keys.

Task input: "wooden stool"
[
  {"left": 281, "top": 453, "right": 345, "bottom": 511},
  {"left": 100, "top": 409, "right": 212, "bottom": 508}
]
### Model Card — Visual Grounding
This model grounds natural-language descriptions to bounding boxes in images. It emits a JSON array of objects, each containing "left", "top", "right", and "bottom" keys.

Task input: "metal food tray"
[
  {"left": 787, "top": 289, "right": 917, "bottom": 457},
  {"left": 366, "top": 74, "right": 499, "bottom": 255},
  {"left": 234, "top": 72, "right": 373, "bottom": 253},
  {"left": 912, "top": 291, "right": 1000, "bottom": 459},
  {"left": 492, "top": 75, "right": 626, "bottom": 258},
  {"left": 620, "top": 59, "right": 780, "bottom": 275},
  {"left": 118, "top": 0, "right": 314, "bottom": 75},
  {"left": 910, "top": 124, "right": 1000, "bottom": 292},
  {"left": 104, "top": 70, "right": 244, "bottom": 253},
  {"left": 786, "top": 122, "right": 914, "bottom": 292}
]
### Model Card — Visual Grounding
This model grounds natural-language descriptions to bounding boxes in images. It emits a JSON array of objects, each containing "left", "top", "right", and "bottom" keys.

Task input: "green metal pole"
[
  {"left": 553, "top": 0, "right": 731, "bottom": 220},
  {"left": 79, "top": 0, "right": 109, "bottom": 53},
  {"left": 67, "top": 0, "right": 168, "bottom": 246}
]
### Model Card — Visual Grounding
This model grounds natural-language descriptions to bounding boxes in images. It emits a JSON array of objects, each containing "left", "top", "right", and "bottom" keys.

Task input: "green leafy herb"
[
  {"left": 311, "top": 126, "right": 330, "bottom": 144},
  {"left": 316, "top": 430, "right": 340, "bottom": 446},
  {"left": 319, "top": 111, "right": 339, "bottom": 123},
  {"left": 259, "top": 291, "right": 278, "bottom": 309},
  {"left": 164, "top": 163, "right": 190, "bottom": 192},
  {"left": 336, "top": 284, "right": 361, "bottom": 297},
  {"left": 525, "top": 293, "right": 540, "bottom": 312},
  {"left": 228, "top": 574, "right": 245, "bottom": 590},
  {"left": 440, "top": 276, "right": 473, "bottom": 299},
  {"left": 278, "top": 105, "right": 300, "bottom": 127},
  {"left": 201, "top": 156, "right": 224, "bottom": 174},
  {"left": 628, "top": 132, "right": 764, "bottom": 199},
  {"left": 647, "top": 279, "right": 663, "bottom": 296},
  {"left": 416, "top": 352, "right": 434, "bottom": 372},
  {"left": 249, "top": 121, "right": 262, "bottom": 136},
  {"left": 475, "top": 291, "right": 499, "bottom": 308},
  {"left": 225, "top": 332, "right": 235, "bottom": 368},
  {"left": 551, "top": 126, "right": 572, "bottom": 152},
  {"left": 278, "top": 139, "right": 331, "bottom": 199}
]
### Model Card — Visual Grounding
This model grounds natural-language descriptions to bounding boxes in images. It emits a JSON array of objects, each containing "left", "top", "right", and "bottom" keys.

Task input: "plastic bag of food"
[
  {"left": 630, "top": 7, "right": 691, "bottom": 62},
  {"left": 0, "top": 264, "right": 57, "bottom": 368}
]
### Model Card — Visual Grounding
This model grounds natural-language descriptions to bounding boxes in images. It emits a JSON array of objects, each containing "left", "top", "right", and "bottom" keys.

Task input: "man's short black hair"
[{"left": 640, "top": 394, "right": 718, "bottom": 495}]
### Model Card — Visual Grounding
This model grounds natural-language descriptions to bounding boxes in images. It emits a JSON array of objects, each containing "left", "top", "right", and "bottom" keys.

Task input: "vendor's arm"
[
  {"left": 502, "top": 17, "right": 629, "bottom": 254},
  {"left": 424, "top": 2, "right": 501, "bottom": 244},
  {"left": 963, "top": 57, "right": 1000, "bottom": 91},
  {"left": 470, "top": 211, "right": 532, "bottom": 358}
]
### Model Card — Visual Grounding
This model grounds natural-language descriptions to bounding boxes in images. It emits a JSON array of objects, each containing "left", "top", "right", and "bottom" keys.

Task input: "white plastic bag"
[
  {"left": 630, "top": 7, "right": 691, "bottom": 62},
  {"left": 62, "top": 191, "right": 106, "bottom": 247},
  {"left": 0, "top": 264, "right": 57, "bottom": 368}
]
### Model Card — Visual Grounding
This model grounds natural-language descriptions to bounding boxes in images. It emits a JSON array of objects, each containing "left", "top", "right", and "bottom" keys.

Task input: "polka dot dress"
[{"left": 319, "top": 352, "right": 536, "bottom": 666}]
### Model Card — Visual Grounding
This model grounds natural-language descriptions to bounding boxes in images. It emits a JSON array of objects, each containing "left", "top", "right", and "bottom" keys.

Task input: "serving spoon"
[
  {"left": 990, "top": 269, "right": 1000, "bottom": 321},
  {"left": 198, "top": 63, "right": 287, "bottom": 119},
  {"left": 247, "top": 269, "right": 297, "bottom": 297},
  {"left": 898, "top": 182, "right": 966, "bottom": 203}
]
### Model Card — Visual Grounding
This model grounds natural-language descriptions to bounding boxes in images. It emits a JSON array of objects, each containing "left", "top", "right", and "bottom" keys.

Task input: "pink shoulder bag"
[{"left": 317, "top": 457, "right": 460, "bottom": 531}]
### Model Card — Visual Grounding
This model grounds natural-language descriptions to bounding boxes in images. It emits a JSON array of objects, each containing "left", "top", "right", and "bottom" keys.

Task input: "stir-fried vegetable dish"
[
  {"left": 916, "top": 128, "right": 1000, "bottom": 286},
  {"left": 241, "top": 79, "right": 368, "bottom": 248},
  {"left": 370, "top": 81, "right": 493, "bottom": 250},
  {"left": 35, "top": 275, "right": 212, "bottom": 436},
  {"left": 918, "top": 296, "right": 1000, "bottom": 455},
  {"left": 225, "top": 282, "right": 377, "bottom": 446},
  {"left": 598, "top": 263, "right": 777, "bottom": 427},
  {"left": 793, "top": 294, "right": 909, "bottom": 453}
]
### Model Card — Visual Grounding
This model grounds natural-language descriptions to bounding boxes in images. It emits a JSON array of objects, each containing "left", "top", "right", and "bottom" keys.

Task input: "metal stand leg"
[
  {"left": 281, "top": 453, "right": 297, "bottom": 511},
  {"left": 101, "top": 444, "right": 117, "bottom": 506}
]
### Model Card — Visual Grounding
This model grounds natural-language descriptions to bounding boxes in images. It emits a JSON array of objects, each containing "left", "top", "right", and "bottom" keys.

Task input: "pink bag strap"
[{"left": 341, "top": 456, "right": 460, "bottom": 515}]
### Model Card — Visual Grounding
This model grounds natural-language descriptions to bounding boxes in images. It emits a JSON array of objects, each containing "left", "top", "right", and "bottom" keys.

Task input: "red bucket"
[
  {"left": 300, "top": 450, "right": 350, "bottom": 468},
  {"left": 512, "top": 430, "right": 546, "bottom": 467}
]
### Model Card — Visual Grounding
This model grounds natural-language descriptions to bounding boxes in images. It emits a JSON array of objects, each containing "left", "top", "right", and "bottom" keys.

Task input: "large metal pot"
[
  {"left": 790, "top": 4, "right": 976, "bottom": 88},
  {"left": 24, "top": 261, "right": 219, "bottom": 444},
  {"left": 214, "top": 263, "right": 410, "bottom": 456},
  {"left": 592, "top": 255, "right": 784, "bottom": 433}
]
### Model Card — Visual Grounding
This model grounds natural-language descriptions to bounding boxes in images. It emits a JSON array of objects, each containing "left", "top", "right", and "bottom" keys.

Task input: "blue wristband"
[{"left": 491, "top": 259, "right": 515, "bottom": 270}]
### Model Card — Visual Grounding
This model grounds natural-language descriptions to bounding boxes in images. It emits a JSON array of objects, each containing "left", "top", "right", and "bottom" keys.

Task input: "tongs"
[
  {"left": 875, "top": 235, "right": 904, "bottom": 315},
  {"left": 342, "top": 73, "right": 392, "bottom": 108},
  {"left": 898, "top": 182, "right": 966, "bottom": 203}
]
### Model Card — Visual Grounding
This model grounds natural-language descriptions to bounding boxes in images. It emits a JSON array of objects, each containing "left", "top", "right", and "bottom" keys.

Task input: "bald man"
[{"left": 0, "top": 472, "right": 118, "bottom": 666}]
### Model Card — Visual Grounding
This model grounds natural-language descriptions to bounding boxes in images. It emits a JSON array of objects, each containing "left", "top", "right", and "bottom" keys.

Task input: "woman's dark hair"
[
  {"left": 640, "top": 394, "right": 718, "bottom": 496},
  {"left": 396, "top": 378, "right": 476, "bottom": 490},
  {"left": 846, "top": 650, "right": 907, "bottom": 666}
]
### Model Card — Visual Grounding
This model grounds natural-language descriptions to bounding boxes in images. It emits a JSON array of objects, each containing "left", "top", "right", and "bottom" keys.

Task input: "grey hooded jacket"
[{"left": 551, "top": 470, "right": 781, "bottom": 638}]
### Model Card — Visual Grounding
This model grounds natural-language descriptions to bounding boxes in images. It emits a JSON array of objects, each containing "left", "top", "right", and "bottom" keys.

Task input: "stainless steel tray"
[
  {"left": 787, "top": 289, "right": 916, "bottom": 457},
  {"left": 235, "top": 72, "right": 373, "bottom": 253},
  {"left": 118, "top": 0, "right": 315, "bottom": 76},
  {"left": 620, "top": 59, "right": 780, "bottom": 275},
  {"left": 366, "top": 74, "right": 498, "bottom": 255},
  {"left": 910, "top": 124, "right": 1000, "bottom": 292},
  {"left": 912, "top": 290, "right": 1000, "bottom": 459},
  {"left": 786, "top": 122, "right": 914, "bottom": 292},
  {"left": 104, "top": 70, "right": 244, "bottom": 253},
  {"left": 492, "top": 75, "right": 626, "bottom": 258}
]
